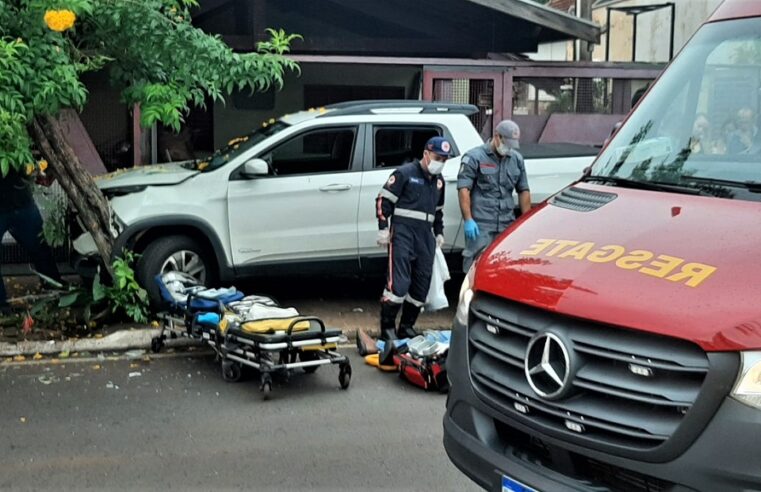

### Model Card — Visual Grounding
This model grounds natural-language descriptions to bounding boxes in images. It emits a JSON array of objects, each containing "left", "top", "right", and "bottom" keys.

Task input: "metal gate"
[{"left": 423, "top": 70, "right": 505, "bottom": 140}]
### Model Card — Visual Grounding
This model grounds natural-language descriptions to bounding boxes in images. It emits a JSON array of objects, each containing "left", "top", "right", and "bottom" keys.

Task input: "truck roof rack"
[{"left": 321, "top": 100, "right": 479, "bottom": 116}]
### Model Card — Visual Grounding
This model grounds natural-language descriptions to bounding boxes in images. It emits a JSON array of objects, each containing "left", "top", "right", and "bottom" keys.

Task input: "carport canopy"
[{"left": 193, "top": 0, "right": 601, "bottom": 57}]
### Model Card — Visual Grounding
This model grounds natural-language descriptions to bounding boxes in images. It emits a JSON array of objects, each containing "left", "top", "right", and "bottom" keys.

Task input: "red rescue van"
[{"left": 444, "top": 1, "right": 761, "bottom": 490}]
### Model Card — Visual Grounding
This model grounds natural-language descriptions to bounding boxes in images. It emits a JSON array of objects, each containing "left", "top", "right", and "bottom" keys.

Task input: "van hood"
[
  {"left": 94, "top": 162, "right": 199, "bottom": 191},
  {"left": 475, "top": 183, "right": 761, "bottom": 351}
]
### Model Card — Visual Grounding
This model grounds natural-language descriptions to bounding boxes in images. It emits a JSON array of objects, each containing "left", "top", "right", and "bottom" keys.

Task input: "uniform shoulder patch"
[
  {"left": 437, "top": 178, "right": 444, "bottom": 189},
  {"left": 387, "top": 175, "right": 396, "bottom": 186}
]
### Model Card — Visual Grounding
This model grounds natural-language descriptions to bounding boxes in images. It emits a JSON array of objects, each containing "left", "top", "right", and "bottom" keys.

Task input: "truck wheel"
[{"left": 137, "top": 235, "right": 216, "bottom": 305}]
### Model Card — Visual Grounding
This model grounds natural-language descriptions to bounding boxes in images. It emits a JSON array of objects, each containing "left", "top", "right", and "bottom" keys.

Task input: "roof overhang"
[{"left": 466, "top": 0, "right": 601, "bottom": 43}]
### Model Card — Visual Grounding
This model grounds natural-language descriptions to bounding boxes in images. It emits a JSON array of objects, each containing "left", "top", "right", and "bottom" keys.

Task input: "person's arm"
[
  {"left": 457, "top": 155, "right": 477, "bottom": 220},
  {"left": 519, "top": 190, "right": 531, "bottom": 214},
  {"left": 433, "top": 177, "right": 445, "bottom": 237},
  {"left": 458, "top": 188, "right": 472, "bottom": 220},
  {"left": 376, "top": 170, "right": 405, "bottom": 230},
  {"left": 516, "top": 155, "right": 531, "bottom": 214}
]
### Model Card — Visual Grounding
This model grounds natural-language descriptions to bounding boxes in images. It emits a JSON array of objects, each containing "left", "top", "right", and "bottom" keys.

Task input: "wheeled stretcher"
[{"left": 151, "top": 273, "right": 351, "bottom": 399}]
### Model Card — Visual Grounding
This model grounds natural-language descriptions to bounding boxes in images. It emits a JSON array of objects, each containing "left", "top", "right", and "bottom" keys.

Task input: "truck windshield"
[{"left": 593, "top": 17, "right": 761, "bottom": 202}]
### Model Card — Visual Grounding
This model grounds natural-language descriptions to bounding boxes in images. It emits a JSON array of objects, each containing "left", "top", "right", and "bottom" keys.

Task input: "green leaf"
[
  {"left": 92, "top": 274, "right": 107, "bottom": 302},
  {"left": 58, "top": 292, "right": 80, "bottom": 308}
]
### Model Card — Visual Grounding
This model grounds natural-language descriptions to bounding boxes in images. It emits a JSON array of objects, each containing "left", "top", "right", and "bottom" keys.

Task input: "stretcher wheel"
[
  {"left": 261, "top": 382, "right": 272, "bottom": 400},
  {"left": 222, "top": 361, "right": 242, "bottom": 382},
  {"left": 260, "top": 374, "right": 273, "bottom": 400},
  {"left": 299, "top": 351, "right": 319, "bottom": 373},
  {"left": 339, "top": 364, "right": 352, "bottom": 390},
  {"left": 150, "top": 337, "right": 164, "bottom": 353}
]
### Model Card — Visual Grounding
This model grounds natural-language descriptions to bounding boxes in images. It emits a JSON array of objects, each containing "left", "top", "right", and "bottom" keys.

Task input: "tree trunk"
[{"left": 30, "top": 115, "right": 115, "bottom": 276}]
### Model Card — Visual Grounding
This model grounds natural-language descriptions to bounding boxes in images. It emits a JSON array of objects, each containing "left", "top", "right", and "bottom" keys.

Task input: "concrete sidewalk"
[
  {"left": 0, "top": 305, "right": 455, "bottom": 357},
  {"left": 1, "top": 274, "right": 457, "bottom": 357}
]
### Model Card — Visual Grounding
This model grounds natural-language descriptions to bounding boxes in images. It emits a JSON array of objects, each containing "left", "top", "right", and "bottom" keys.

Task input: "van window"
[{"left": 594, "top": 17, "right": 761, "bottom": 202}]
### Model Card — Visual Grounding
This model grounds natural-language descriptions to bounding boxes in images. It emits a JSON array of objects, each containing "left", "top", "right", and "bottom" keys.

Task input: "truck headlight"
[
  {"left": 731, "top": 352, "right": 761, "bottom": 409},
  {"left": 455, "top": 264, "right": 476, "bottom": 326}
]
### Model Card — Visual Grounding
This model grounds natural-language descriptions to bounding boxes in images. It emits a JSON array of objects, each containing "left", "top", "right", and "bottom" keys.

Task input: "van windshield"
[{"left": 593, "top": 17, "right": 761, "bottom": 202}]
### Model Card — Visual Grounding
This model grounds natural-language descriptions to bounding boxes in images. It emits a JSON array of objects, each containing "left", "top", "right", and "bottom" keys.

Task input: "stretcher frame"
[{"left": 151, "top": 287, "right": 351, "bottom": 399}]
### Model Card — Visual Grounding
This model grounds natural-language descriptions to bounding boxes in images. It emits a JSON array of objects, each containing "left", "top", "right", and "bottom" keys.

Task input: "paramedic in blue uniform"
[
  {"left": 458, "top": 120, "right": 530, "bottom": 272},
  {"left": 375, "top": 136, "right": 450, "bottom": 365}
]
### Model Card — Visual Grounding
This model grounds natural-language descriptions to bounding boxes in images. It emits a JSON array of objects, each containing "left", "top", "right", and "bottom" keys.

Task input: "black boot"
[
  {"left": 397, "top": 301, "right": 422, "bottom": 339},
  {"left": 379, "top": 302, "right": 401, "bottom": 367},
  {"left": 379, "top": 302, "right": 401, "bottom": 342}
]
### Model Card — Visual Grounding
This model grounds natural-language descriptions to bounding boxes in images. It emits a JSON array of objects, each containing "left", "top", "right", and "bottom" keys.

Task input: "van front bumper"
[{"left": 443, "top": 319, "right": 761, "bottom": 492}]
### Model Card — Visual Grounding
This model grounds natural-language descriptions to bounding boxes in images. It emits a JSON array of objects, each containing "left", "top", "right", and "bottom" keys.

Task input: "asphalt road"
[{"left": 0, "top": 350, "right": 479, "bottom": 491}]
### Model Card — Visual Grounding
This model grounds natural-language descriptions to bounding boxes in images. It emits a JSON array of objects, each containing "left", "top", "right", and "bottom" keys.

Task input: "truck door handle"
[{"left": 319, "top": 184, "right": 352, "bottom": 192}]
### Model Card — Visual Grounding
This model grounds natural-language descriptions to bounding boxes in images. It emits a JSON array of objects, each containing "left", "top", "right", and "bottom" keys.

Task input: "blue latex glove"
[{"left": 464, "top": 219, "right": 480, "bottom": 241}]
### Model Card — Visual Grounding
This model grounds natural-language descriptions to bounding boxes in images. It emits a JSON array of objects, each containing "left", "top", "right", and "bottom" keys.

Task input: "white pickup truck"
[{"left": 72, "top": 101, "right": 596, "bottom": 301}]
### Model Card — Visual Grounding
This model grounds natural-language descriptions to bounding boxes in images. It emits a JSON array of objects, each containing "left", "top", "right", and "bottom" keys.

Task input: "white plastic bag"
[{"left": 425, "top": 247, "right": 451, "bottom": 312}]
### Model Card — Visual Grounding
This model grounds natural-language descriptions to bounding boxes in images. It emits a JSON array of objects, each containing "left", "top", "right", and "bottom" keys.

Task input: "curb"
[
  {"left": 0, "top": 325, "right": 449, "bottom": 357},
  {"left": 0, "top": 328, "right": 202, "bottom": 357}
]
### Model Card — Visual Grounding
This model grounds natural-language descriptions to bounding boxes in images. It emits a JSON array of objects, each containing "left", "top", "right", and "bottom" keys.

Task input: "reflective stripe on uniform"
[
  {"left": 394, "top": 208, "right": 434, "bottom": 223},
  {"left": 378, "top": 189, "right": 399, "bottom": 203},
  {"left": 435, "top": 205, "right": 444, "bottom": 211},
  {"left": 405, "top": 294, "right": 425, "bottom": 307},
  {"left": 382, "top": 289, "right": 405, "bottom": 304}
]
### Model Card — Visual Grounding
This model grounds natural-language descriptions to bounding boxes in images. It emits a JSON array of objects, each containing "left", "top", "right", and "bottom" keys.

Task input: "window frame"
[
  {"left": 363, "top": 123, "right": 459, "bottom": 172},
  {"left": 253, "top": 124, "right": 365, "bottom": 178}
]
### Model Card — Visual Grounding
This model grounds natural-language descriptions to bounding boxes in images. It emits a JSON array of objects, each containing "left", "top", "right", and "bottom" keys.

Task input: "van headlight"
[
  {"left": 455, "top": 264, "right": 476, "bottom": 326},
  {"left": 731, "top": 352, "right": 761, "bottom": 409}
]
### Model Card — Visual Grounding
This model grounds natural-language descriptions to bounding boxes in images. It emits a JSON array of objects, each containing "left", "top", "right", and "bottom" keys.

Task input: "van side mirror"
[{"left": 242, "top": 158, "right": 269, "bottom": 178}]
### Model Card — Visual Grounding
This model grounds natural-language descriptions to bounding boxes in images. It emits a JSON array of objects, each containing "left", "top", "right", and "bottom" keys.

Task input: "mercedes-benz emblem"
[{"left": 525, "top": 332, "right": 572, "bottom": 400}]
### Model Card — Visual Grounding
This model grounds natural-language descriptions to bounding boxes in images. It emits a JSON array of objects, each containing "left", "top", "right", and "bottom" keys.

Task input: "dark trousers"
[
  {"left": 0, "top": 202, "right": 61, "bottom": 306},
  {"left": 383, "top": 222, "right": 435, "bottom": 306}
]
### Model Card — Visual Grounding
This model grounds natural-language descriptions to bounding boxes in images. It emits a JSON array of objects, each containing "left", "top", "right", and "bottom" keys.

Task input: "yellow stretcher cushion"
[
  {"left": 218, "top": 316, "right": 313, "bottom": 335},
  {"left": 302, "top": 343, "right": 337, "bottom": 351},
  {"left": 239, "top": 318, "right": 311, "bottom": 334}
]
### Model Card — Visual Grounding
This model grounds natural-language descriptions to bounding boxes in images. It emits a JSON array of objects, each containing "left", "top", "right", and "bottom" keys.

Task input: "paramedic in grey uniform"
[{"left": 457, "top": 120, "right": 531, "bottom": 271}]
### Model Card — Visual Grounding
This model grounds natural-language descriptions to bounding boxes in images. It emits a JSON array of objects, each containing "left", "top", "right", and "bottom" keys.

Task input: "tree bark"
[{"left": 30, "top": 116, "right": 115, "bottom": 276}]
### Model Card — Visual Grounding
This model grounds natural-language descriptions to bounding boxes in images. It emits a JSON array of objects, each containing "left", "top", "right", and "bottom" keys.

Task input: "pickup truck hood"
[
  {"left": 475, "top": 183, "right": 761, "bottom": 351},
  {"left": 94, "top": 162, "right": 199, "bottom": 190}
]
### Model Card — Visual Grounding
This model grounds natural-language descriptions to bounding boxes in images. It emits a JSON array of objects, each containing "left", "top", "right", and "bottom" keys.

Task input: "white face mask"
[
  {"left": 428, "top": 158, "right": 445, "bottom": 174},
  {"left": 497, "top": 143, "right": 511, "bottom": 156}
]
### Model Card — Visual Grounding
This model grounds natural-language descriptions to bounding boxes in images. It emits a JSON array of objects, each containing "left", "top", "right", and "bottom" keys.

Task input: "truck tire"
[{"left": 137, "top": 235, "right": 217, "bottom": 305}]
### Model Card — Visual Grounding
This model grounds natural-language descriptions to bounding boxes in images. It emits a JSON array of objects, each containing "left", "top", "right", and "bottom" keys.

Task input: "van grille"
[{"left": 468, "top": 294, "right": 734, "bottom": 460}]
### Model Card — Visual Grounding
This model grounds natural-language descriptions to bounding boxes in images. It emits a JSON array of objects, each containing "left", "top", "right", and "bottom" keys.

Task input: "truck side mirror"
[{"left": 242, "top": 158, "right": 270, "bottom": 178}]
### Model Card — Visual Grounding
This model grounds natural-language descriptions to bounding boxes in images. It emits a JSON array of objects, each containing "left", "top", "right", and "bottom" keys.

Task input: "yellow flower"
[
  {"left": 38, "top": 160, "right": 48, "bottom": 172},
  {"left": 25, "top": 163, "right": 35, "bottom": 176},
  {"left": 268, "top": 118, "right": 276, "bottom": 124},
  {"left": 44, "top": 10, "right": 77, "bottom": 33}
]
